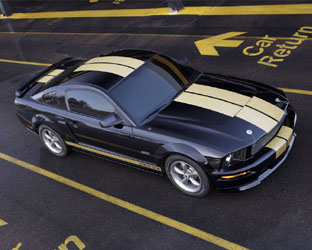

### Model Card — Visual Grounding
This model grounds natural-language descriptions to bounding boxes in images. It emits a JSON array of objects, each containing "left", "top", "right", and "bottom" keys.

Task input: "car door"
[{"left": 65, "top": 88, "right": 137, "bottom": 159}]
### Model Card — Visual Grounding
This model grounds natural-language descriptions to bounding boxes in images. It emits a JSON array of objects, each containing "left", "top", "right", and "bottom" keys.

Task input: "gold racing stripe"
[
  {"left": 65, "top": 141, "right": 161, "bottom": 172},
  {"left": 187, "top": 84, "right": 251, "bottom": 106},
  {"left": 74, "top": 63, "right": 133, "bottom": 77},
  {"left": 266, "top": 137, "right": 288, "bottom": 159},
  {"left": 154, "top": 55, "right": 188, "bottom": 85},
  {"left": 86, "top": 56, "right": 144, "bottom": 69},
  {"left": 37, "top": 75, "right": 55, "bottom": 83},
  {"left": 47, "top": 69, "right": 65, "bottom": 76},
  {"left": 235, "top": 106, "right": 278, "bottom": 133},
  {"left": 177, "top": 83, "right": 286, "bottom": 133},
  {"left": 246, "top": 96, "right": 284, "bottom": 121},
  {"left": 175, "top": 92, "right": 242, "bottom": 117},
  {"left": 277, "top": 125, "right": 293, "bottom": 145},
  {"left": 36, "top": 69, "right": 64, "bottom": 83}
]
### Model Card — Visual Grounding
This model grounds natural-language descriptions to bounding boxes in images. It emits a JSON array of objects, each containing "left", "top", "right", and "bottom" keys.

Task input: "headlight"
[{"left": 223, "top": 148, "right": 247, "bottom": 168}]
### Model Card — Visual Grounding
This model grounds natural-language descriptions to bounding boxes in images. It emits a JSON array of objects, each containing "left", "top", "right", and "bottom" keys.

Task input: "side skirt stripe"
[{"left": 65, "top": 141, "right": 161, "bottom": 172}]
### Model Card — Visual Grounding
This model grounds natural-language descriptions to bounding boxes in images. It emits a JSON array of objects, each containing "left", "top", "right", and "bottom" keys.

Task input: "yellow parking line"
[
  {"left": 0, "top": 58, "right": 51, "bottom": 67},
  {"left": 0, "top": 152, "right": 249, "bottom": 250},
  {"left": 0, "top": 4, "right": 311, "bottom": 19},
  {"left": 281, "top": 88, "right": 312, "bottom": 96}
]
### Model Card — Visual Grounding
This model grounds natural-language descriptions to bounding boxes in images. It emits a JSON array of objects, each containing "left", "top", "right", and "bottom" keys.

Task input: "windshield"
[{"left": 109, "top": 55, "right": 202, "bottom": 124}]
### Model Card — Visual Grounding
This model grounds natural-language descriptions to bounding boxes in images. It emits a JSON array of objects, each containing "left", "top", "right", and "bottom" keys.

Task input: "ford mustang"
[{"left": 14, "top": 49, "right": 296, "bottom": 197}]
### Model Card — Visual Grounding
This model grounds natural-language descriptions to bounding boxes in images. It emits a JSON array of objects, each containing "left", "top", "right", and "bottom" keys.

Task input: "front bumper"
[{"left": 210, "top": 106, "right": 297, "bottom": 191}]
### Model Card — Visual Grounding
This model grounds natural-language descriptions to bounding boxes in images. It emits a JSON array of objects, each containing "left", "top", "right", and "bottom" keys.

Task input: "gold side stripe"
[
  {"left": 246, "top": 96, "right": 284, "bottom": 121},
  {"left": 175, "top": 92, "right": 242, "bottom": 117},
  {"left": 86, "top": 56, "right": 144, "bottom": 69},
  {"left": 266, "top": 137, "right": 287, "bottom": 159},
  {"left": 277, "top": 126, "right": 293, "bottom": 145},
  {"left": 187, "top": 84, "right": 251, "bottom": 106},
  {"left": 47, "top": 69, "right": 64, "bottom": 76},
  {"left": 236, "top": 106, "right": 278, "bottom": 133},
  {"left": 65, "top": 141, "right": 161, "bottom": 172},
  {"left": 17, "top": 113, "right": 31, "bottom": 124},
  {"left": 75, "top": 133, "right": 139, "bottom": 154},
  {"left": 37, "top": 75, "right": 54, "bottom": 83},
  {"left": 154, "top": 55, "right": 188, "bottom": 85},
  {"left": 74, "top": 63, "right": 133, "bottom": 77}
]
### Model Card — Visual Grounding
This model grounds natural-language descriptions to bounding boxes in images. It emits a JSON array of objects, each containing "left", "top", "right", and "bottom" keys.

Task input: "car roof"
[{"left": 35, "top": 49, "right": 201, "bottom": 94}]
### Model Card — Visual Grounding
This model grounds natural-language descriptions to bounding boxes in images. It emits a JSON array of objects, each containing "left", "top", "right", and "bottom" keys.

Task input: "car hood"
[{"left": 146, "top": 76, "right": 287, "bottom": 157}]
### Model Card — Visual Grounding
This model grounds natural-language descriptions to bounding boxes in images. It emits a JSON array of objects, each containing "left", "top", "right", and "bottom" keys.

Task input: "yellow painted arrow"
[
  {"left": 195, "top": 32, "right": 246, "bottom": 56},
  {"left": 0, "top": 219, "right": 8, "bottom": 227}
]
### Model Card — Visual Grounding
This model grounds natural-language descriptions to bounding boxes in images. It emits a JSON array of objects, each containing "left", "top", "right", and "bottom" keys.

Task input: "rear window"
[{"left": 33, "top": 91, "right": 66, "bottom": 110}]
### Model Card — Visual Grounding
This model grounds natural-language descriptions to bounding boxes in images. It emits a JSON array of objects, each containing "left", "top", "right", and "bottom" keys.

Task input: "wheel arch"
[
  {"left": 156, "top": 143, "right": 209, "bottom": 172},
  {"left": 32, "top": 114, "right": 61, "bottom": 135}
]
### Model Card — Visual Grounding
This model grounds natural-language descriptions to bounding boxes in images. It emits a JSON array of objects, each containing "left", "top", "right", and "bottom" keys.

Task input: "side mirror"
[{"left": 99, "top": 113, "right": 123, "bottom": 128}]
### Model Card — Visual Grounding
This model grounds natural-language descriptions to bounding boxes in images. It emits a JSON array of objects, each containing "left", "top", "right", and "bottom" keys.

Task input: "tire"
[
  {"left": 39, "top": 125, "right": 68, "bottom": 157},
  {"left": 165, "top": 155, "right": 211, "bottom": 197}
]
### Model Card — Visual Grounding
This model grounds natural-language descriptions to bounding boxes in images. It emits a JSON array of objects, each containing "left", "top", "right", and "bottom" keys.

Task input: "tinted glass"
[
  {"left": 36, "top": 91, "right": 66, "bottom": 109},
  {"left": 67, "top": 90, "right": 114, "bottom": 118},
  {"left": 61, "top": 71, "right": 122, "bottom": 91},
  {"left": 109, "top": 58, "right": 201, "bottom": 124}
]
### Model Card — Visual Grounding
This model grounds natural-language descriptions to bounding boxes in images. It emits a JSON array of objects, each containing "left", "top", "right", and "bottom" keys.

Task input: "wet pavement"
[{"left": 0, "top": 1, "right": 312, "bottom": 249}]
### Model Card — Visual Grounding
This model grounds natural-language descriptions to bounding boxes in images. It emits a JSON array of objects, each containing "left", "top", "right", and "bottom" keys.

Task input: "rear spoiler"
[{"left": 15, "top": 57, "right": 73, "bottom": 98}]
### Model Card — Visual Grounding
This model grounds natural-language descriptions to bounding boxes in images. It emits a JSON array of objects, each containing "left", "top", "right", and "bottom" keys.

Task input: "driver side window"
[{"left": 67, "top": 89, "right": 114, "bottom": 118}]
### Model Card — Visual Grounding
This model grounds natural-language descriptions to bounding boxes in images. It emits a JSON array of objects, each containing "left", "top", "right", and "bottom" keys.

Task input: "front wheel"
[
  {"left": 165, "top": 155, "right": 211, "bottom": 197},
  {"left": 39, "top": 125, "right": 68, "bottom": 157}
]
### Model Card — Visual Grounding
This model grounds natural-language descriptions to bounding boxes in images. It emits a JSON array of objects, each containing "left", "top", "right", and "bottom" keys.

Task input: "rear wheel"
[
  {"left": 39, "top": 125, "right": 67, "bottom": 157},
  {"left": 165, "top": 155, "right": 211, "bottom": 197}
]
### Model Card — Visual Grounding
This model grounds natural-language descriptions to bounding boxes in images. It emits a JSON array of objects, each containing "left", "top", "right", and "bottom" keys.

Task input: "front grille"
[{"left": 251, "top": 118, "right": 284, "bottom": 155}]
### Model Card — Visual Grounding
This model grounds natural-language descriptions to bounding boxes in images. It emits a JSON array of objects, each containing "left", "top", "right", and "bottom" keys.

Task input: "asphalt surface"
[{"left": 0, "top": 1, "right": 312, "bottom": 250}]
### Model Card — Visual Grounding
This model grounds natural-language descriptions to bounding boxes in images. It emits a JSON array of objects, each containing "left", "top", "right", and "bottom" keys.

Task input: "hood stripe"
[
  {"left": 176, "top": 83, "right": 285, "bottom": 133},
  {"left": 187, "top": 84, "right": 251, "bottom": 106},
  {"left": 235, "top": 106, "right": 278, "bottom": 133},
  {"left": 85, "top": 56, "right": 144, "bottom": 69},
  {"left": 246, "top": 96, "right": 284, "bottom": 121},
  {"left": 175, "top": 92, "right": 242, "bottom": 117}
]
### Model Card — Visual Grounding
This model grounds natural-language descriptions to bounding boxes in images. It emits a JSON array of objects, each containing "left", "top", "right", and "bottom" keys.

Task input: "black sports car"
[{"left": 14, "top": 49, "right": 296, "bottom": 197}]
